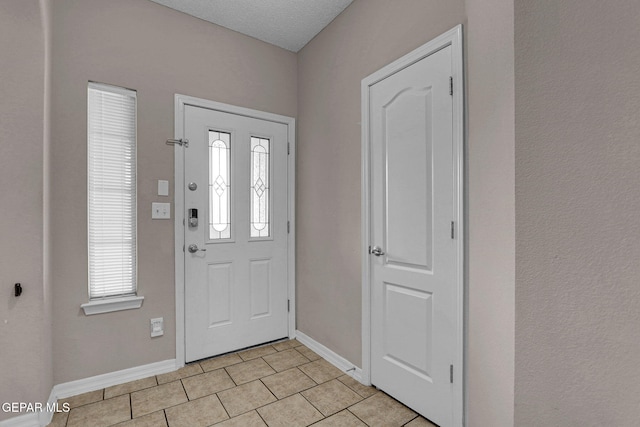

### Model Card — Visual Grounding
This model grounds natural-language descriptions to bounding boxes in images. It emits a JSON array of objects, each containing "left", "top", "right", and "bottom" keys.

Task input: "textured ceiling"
[{"left": 148, "top": 0, "right": 353, "bottom": 52}]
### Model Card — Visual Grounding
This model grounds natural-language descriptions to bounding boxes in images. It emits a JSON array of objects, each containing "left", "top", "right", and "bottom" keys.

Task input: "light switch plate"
[
  {"left": 152, "top": 202, "right": 171, "bottom": 219},
  {"left": 158, "top": 180, "right": 169, "bottom": 197}
]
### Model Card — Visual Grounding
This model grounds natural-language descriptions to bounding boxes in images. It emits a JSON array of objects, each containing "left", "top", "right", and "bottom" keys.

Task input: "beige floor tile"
[
  {"left": 295, "top": 345, "right": 321, "bottom": 361},
  {"left": 337, "top": 375, "right": 378, "bottom": 398},
  {"left": 131, "top": 380, "right": 188, "bottom": 418},
  {"left": 52, "top": 343, "right": 423, "bottom": 427},
  {"left": 66, "top": 394, "right": 130, "bottom": 427},
  {"left": 113, "top": 410, "right": 168, "bottom": 427},
  {"left": 105, "top": 376, "right": 157, "bottom": 399},
  {"left": 181, "top": 369, "right": 235, "bottom": 400},
  {"left": 263, "top": 348, "right": 310, "bottom": 372},
  {"left": 157, "top": 363, "right": 203, "bottom": 384},
  {"left": 165, "top": 394, "right": 228, "bottom": 427},
  {"left": 47, "top": 410, "right": 69, "bottom": 427},
  {"left": 217, "top": 380, "right": 277, "bottom": 417},
  {"left": 298, "top": 359, "right": 343, "bottom": 384},
  {"left": 59, "top": 389, "right": 103, "bottom": 409},
  {"left": 313, "top": 410, "right": 367, "bottom": 426},
  {"left": 237, "top": 345, "right": 277, "bottom": 361},
  {"left": 405, "top": 416, "right": 438, "bottom": 426},
  {"left": 349, "top": 392, "right": 416, "bottom": 427},
  {"left": 200, "top": 353, "right": 243, "bottom": 372},
  {"left": 225, "top": 358, "right": 276, "bottom": 385},
  {"left": 257, "top": 394, "right": 323, "bottom": 427},
  {"left": 272, "top": 339, "right": 301, "bottom": 351},
  {"left": 301, "top": 379, "right": 362, "bottom": 416},
  {"left": 213, "top": 410, "right": 267, "bottom": 426},
  {"left": 261, "top": 367, "right": 316, "bottom": 399}
]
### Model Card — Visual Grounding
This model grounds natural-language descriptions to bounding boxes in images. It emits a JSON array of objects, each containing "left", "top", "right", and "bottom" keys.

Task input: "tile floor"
[{"left": 48, "top": 339, "right": 437, "bottom": 427}]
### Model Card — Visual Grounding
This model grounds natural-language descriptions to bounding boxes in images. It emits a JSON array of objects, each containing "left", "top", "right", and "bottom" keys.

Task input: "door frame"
[
  {"left": 173, "top": 94, "right": 296, "bottom": 367},
  {"left": 361, "top": 25, "right": 465, "bottom": 426}
]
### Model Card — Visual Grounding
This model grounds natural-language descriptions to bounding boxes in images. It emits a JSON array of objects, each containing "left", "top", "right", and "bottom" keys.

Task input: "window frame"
[{"left": 81, "top": 81, "right": 143, "bottom": 315}]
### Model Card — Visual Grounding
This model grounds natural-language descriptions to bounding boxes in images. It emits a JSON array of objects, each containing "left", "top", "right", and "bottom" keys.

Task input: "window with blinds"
[{"left": 88, "top": 82, "right": 137, "bottom": 299}]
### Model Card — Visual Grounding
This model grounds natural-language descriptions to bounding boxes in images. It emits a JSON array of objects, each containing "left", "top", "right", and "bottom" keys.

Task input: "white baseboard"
[
  {"left": 52, "top": 359, "right": 177, "bottom": 400},
  {"left": 38, "top": 387, "right": 57, "bottom": 427},
  {"left": 0, "top": 413, "right": 39, "bottom": 427},
  {"left": 0, "top": 359, "right": 179, "bottom": 427},
  {"left": 295, "top": 330, "right": 363, "bottom": 383}
]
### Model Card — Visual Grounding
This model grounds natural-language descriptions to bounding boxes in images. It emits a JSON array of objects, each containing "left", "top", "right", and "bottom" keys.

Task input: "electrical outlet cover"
[{"left": 150, "top": 317, "right": 164, "bottom": 337}]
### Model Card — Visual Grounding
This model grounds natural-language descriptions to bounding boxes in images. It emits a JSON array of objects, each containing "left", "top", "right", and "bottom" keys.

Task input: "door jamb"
[
  {"left": 360, "top": 25, "right": 465, "bottom": 426},
  {"left": 174, "top": 94, "right": 296, "bottom": 367}
]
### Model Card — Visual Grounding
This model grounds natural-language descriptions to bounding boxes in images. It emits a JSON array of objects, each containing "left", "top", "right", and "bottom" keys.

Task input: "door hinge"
[
  {"left": 449, "top": 76, "right": 453, "bottom": 95},
  {"left": 287, "top": 142, "right": 290, "bottom": 155},
  {"left": 451, "top": 221, "right": 455, "bottom": 239},
  {"left": 450, "top": 365, "right": 454, "bottom": 383},
  {"left": 287, "top": 299, "right": 290, "bottom": 312},
  {"left": 287, "top": 221, "right": 290, "bottom": 234}
]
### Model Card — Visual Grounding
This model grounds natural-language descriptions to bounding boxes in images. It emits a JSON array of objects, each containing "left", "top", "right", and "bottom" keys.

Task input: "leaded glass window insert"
[
  {"left": 209, "top": 131, "right": 231, "bottom": 240},
  {"left": 250, "top": 137, "right": 270, "bottom": 238}
]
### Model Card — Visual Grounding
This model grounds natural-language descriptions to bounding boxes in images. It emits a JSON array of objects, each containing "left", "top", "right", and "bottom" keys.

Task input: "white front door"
[
  {"left": 183, "top": 105, "right": 289, "bottom": 362},
  {"left": 368, "top": 45, "right": 458, "bottom": 426}
]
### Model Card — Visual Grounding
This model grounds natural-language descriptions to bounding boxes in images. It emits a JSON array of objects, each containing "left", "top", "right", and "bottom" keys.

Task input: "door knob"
[
  {"left": 370, "top": 246, "right": 385, "bottom": 256},
  {"left": 188, "top": 244, "right": 206, "bottom": 253}
]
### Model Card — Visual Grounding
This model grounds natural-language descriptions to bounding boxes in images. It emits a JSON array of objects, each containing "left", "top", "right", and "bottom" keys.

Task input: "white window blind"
[{"left": 88, "top": 82, "right": 137, "bottom": 299}]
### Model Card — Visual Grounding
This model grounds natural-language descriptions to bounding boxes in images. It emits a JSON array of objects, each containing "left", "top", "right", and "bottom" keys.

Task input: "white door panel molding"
[
  {"left": 174, "top": 96, "right": 296, "bottom": 365},
  {"left": 361, "top": 25, "right": 464, "bottom": 427}
]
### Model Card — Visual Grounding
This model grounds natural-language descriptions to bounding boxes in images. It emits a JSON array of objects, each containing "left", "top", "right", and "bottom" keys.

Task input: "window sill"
[{"left": 81, "top": 295, "right": 144, "bottom": 315}]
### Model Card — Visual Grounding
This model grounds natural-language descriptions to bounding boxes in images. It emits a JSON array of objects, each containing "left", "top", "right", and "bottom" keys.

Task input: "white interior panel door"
[
  {"left": 184, "top": 105, "right": 289, "bottom": 362},
  {"left": 370, "top": 46, "right": 456, "bottom": 426}
]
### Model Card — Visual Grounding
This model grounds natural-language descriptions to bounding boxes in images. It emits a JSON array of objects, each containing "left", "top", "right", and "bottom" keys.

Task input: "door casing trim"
[
  {"left": 174, "top": 95, "right": 296, "bottom": 367},
  {"left": 361, "top": 25, "right": 465, "bottom": 426}
]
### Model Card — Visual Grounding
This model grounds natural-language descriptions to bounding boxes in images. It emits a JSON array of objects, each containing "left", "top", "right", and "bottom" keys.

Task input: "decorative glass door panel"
[
  {"left": 208, "top": 130, "right": 231, "bottom": 240},
  {"left": 250, "top": 137, "right": 270, "bottom": 238}
]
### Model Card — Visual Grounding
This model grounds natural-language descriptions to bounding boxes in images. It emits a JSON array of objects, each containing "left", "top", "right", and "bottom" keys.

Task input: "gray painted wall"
[
  {"left": 465, "top": 0, "right": 515, "bottom": 425},
  {"left": 297, "top": 0, "right": 516, "bottom": 425},
  {"left": 514, "top": 0, "right": 640, "bottom": 424},
  {"left": 4, "top": 0, "right": 639, "bottom": 425},
  {"left": 50, "top": 0, "right": 297, "bottom": 383},
  {"left": 297, "top": 0, "right": 466, "bottom": 370},
  {"left": 0, "top": 0, "right": 53, "bottom": 421}
]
